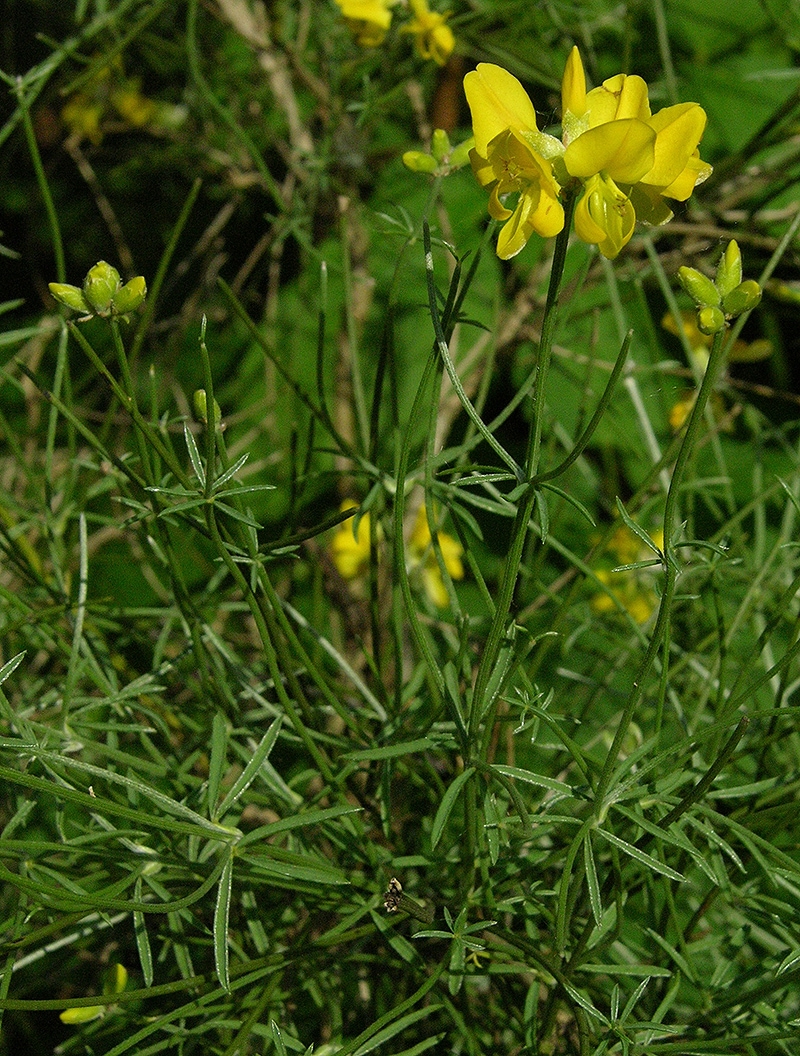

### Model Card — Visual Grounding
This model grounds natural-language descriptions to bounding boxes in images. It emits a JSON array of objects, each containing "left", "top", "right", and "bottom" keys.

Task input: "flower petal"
[
  {"left": 561, "top": 46, "right": 586, "bottom": 118},
  {"left": 464, "top": 63, "right": 539, "bottom": 155},
  {"left": 586, "top": 74, "right": 651, "bottom": 124},
  {"left": 643, "top": 102, "right": 708, "bottom": 190},
  {"left": 574, "top": 172, "right": 636, "bottom": 259},
  {"left": 564, "top": 118, "right": 655, "bottom": 184}
]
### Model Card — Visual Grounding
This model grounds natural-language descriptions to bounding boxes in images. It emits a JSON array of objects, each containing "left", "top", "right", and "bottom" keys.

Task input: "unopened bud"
[
  {"left": 697, "top": 305, "right": 726, "bottom": 335},
  {"left": 678, "top": 266, "right": 720, "bottom": 310},
  {"left": 193, "top": 389, "right": 222, "bottom": 430},
  {"left": 715, "top": 240, "right": 742, "bottom": 299},
  {"left": 83, "top": 261, "right": 121, "bottom": 314},
  {"left": 431, "top": 128, "right": 451, "bottom": 162},
  {"left": 722, "top": 279, "right": 762, "bottom": 318},
  {"left": 112, "top": 275, "right": 147, "bottom": 316},
  {"left": 402, "top": 150, "right": 438, "bottom": 173},
  {"left": 49, "top": 283, "right": 90, "bottom": 313},
  {"left": 448, "top": 136, "right": 475, "bottom": 169}
]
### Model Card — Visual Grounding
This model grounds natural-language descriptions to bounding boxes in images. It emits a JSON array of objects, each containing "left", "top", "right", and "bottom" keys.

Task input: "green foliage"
[{"left": 2, "top": 1, "right": 800, "bottom": 1055}]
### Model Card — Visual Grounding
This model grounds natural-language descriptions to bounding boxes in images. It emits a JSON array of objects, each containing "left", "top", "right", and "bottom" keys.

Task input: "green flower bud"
[
  {"left": 715, "top": 240, "right": 742, "bottom": 299},
  {"left": 402, "top": 150, "right": 438, "bottom": 173},
  {"left": 431, "top": 128, "right": 451, "bottom": 162},
  {"left": 111, "top": 275, "right": 147, "bottom": 315},
  {"left": 83, "top": 261, "right": 121, "bottom": 314},
  {"left": 722, "top": 279, "right": 762, "bottom": 318},
  {"left": 678, "top": 266, "right": 720, "bottom": 310},
  {"left": 49, "top": 283, "right": 90, "bottom": 313},
  {"left": 193, "top": 389, "right": 221, "bottom": 430},
  {"left": 697, "top": 305, "right": 726, "bottom": 335},
  {"left": 448, "top": 136, "right": 475, "bottom": 169}
]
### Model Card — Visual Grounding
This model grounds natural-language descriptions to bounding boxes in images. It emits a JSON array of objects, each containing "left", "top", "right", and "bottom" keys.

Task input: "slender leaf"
[
  {"left": 214, "top": 849, "right": 234, "bottom": 991},
  {"left": 133, "top": 876, "right": 154, "bottom": 987},
  {"left": 597, "top": 829, "right": 686, "bottom": 883},
  {"left": 217, "top": 718, "right": 282, "bottom": 817},
  {"left": 431, "top": 767, "right": 475, "bottom": 850},
  {"left": 207, "top": 711, "right": 228, "bottom": 820}
]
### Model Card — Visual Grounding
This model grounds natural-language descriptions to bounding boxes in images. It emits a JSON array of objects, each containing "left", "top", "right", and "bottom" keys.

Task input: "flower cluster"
[
  {"left": 677, "top": 240, "right": 762, "bottom": 335},
  {"left": 49, "top": 261, "right": 147, "bottom": 321},
  {"left": 61, "top": 57, "right": 185, "bottom": 145},
  {"left": 333, "top": 0, "right": 454, "bottom": 66},
  {"left": 330, "top": 502, "right": 464, "bottom": 608},
  {"left": 464, "top": 47, "right": 712, "bottom": 259}
]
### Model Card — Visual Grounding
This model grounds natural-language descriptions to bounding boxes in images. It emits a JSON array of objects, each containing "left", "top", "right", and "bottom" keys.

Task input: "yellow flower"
[
  {"left": 60, "top": 57, "right": 180, "bottom": 145},
  {"left": 464, "top": 47, "right": 711, "bottom": 260},
  {"left": 463, "top": 64, "right": 565, "bottom": 259},
  {"left": 330, "top": 503, "right": 372, "bottom": 579},
  {"left": 401, "top": 0, "right": 455, "bottom": 66},
  {"left": 562, "top": 48, "right": 711, "bottom": 256},
  {"left": 408, "top": 506, "right": 464, "bottom": 609},
  {"left": 591, "top": 525, "right": 663, "bottom": 624},
  {"left": 334, "top": 0, "right": 394, "bottom": 47}
]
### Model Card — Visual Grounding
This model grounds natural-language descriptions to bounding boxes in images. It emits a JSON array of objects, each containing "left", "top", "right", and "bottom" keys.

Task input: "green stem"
[
  {"left": 593, "top": 324, "right": 729, "bottom": 809},
  {"left": 111, "top": 319, "right": 153, "bottom": 485},
  {"left": 470, "top": 191, "right": 577, "bottom": 740},
  {"left": 204, "top": 505, "right": 336, "bottom": 785}
]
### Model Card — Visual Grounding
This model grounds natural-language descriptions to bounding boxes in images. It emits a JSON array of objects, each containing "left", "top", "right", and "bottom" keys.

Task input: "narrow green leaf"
[
  {"left": 599, "top": 829, "right": 685, "bottom": 882},
  {"left": 612, "top": 803, "right": 721, "bottom": 883},
  {"left": 583, "top": 831, "right": 602, "bottom": 926},
  {"left": 431, "top": 767, "right": 475, "bottom": 850},
  {"left": 385, "top": 1034, "right": 445, "bottom": 1056},
  {"left": 777, "top": 949, "right": 800, "bottom": 975},
  {"left": 249, "top": 855, "right": 349, "bottom": 886},
  {"left": 212, "top": 450, "right": 249, "bottom": 490},
  {"left": 490, "top": 764, "right": 573, "bottom": 798},
  {"left": 346, "top": 738, "right": 436, "bottom": 762},
  {"left": 581, "top": 963, "right": 671, "bottom": 977},
  {"left": 214, "top": 850, "right": 234, "bottom": 991},
  {"left": 133, "top": 876, "right": 154, "bottom": 987},
  {"left": 645, "top": 927, "right": 695, "bottom": 980},
  {"left": 614, "top": 496, "right": 662, "bottom": 556},
  {"left": 207, "top": 711, "right": 228, "bottom": 820},
  {"left": 0, "top": 651, "right": 25, "bottom": 686},
  {"left": 216, "top": 717, "right": 282, "bottom": 817},
  {"left": 484, "top": 789, "right": 501, "bottom": 866},
  {"left": 556, "top": 821, "right": 592, "bottom": 951},
  {"left": 353, "top": 1005, "right": 442, "bottom": 1056},
  {"left": 238, "top": 804, "right": 361, "bottom": 848},
  {"left": 562, "top": 981, "right": 610, "bottom": 1026},
  {"left": 183, "top": 421, "right": 205, "bottom": 485},
  {"left": 24, "top": 749, "right": 238, "bottom": 838},
  {"left": 270, "top": 1020, "right": 290, "bottom": 1056}
]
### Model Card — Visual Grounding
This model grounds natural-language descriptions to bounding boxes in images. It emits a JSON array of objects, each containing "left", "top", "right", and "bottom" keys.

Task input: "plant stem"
[
  {"left": 470, "top": 191, "right": 577, "bottom": 742},
  {"left": 594, "top": 324, "right": 729, "bottom": 809}
]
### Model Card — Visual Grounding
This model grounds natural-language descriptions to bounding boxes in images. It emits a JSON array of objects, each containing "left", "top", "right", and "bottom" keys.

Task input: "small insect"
[{"left": 383, "top": 877, "right": 403, "bottom": 913}]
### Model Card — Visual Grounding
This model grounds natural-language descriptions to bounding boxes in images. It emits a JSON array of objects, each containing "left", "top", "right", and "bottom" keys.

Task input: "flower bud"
[
  {"left": 561, "top": 46, "right": 587, "bottom": 120},
  {"left": 193, "top": 389, "right": 221, "bottom": 430},
  {"left": 111, "top": 275, "right": 147, "bottom": 315},
  {"left": 431, "top": 128, "right": 451, "bottom": 162},
  {"left": 715, "top": 240, "right": 742, "bottom": 299},
  {"left": 697, "top": 305, "right": 726, "bottom": 335},
  {"left": 448, "top": 136, "right": 475, "bottom": 170},
  {"left": 82, "top": 261, "right": 121, "bottom": 314},
  {"left": 402, "top": 150, "right": 438, "bottom": 173},
  {"left": 49, "top": 283, "right": 90, "bottom": 313},
  {"left": 722, "top": 279, "right": 762, "bottom": 318},
  {"left": 678, "top": 266, "right": 720, "bottom": 310}
]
